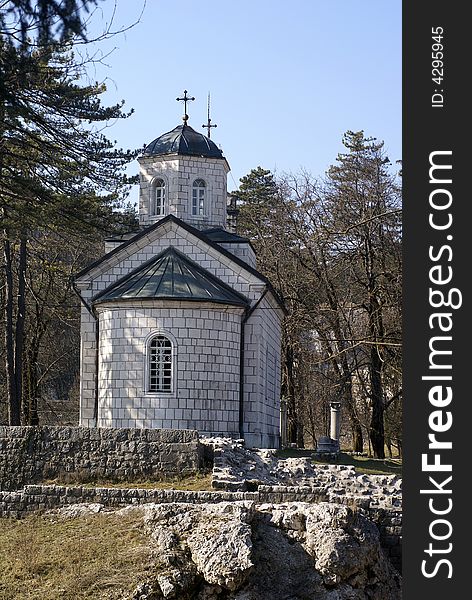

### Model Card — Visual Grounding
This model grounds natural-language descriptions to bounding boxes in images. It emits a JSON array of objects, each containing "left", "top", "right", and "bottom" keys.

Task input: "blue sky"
[{"left": 85, "top": 0, "right": 401, "bottom": 203}]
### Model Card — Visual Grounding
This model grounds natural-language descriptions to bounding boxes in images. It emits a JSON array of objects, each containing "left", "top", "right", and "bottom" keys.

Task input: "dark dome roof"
[{"left": 143, "top": 124, "right": 224, "bottom": 159}]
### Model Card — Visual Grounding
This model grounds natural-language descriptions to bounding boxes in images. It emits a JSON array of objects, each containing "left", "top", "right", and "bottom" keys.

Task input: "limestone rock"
[
  {"left": 259, "top": 502, "right": 401, "bottom": 598},
  {"left": 185, "top": 504, "right": 254, "bottom": 590},
  {"left": 53, "top": 502, "right": 103, "bottom": 518},
  {"left": 140, "top": 500, "right": 400, "bottom": 600},
  {"left": 143, "top": 502, "right": 254, "bottom": 597}
]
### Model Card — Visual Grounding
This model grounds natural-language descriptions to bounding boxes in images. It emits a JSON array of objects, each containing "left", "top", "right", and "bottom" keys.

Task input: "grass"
[
  {"left": 0, "top": 510, "right": 152, "bottom": 600},
  {"left": 277, "top": 449, "right": 402, "bottom": 476},
  {"left": 41, "top": 472, "right": 213, "bottom": 491}
]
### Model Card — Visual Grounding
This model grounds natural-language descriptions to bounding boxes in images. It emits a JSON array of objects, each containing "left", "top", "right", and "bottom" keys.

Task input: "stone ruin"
[
  {"left": 0, "top": 426, "right": 402, "bottom": 599},
  {"left": 315, "top": 401, "right": 341, "bottom": 456}
]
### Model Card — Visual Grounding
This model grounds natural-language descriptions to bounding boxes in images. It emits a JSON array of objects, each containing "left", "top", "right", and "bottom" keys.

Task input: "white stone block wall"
[
  {"left": 104, "top": 240, "right": 124, "bottom": 254},
  {"left": 83, "top": 222, "right": 263, "bottom": 303},
  {"left": 76, "top": 221, "right": 283, "bottom": 448},
  {"left": 243, "top": 293, "right": 283, "bottom": 448},
  {"left": 76, "top": 223, "right": 260, "bottom": 428},
  {"left": 218, "top": 242, "right": 257, "bottom": 269},
  {"left": 78, "top": 290, "right": 97, "bottom": 428},
  {"left": 95, "top": 301, "right": 243, "bottom": 436},
  {"left": 138, "top": 155, "right": 229, "bottom": 230},
  {"left": 138, "top": 156, "right": 179, "bottom": 227}
]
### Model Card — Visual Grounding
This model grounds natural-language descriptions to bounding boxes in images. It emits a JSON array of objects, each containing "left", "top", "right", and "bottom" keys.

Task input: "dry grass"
[
  {"left": 42, "top": 472, "right": 213, "bottom": 491},
  {"left": 277, "top": 449, "right": 402, "bottom": 475},
  {"left": 0, "top": 509, "right": 152, "bottom": 600}
]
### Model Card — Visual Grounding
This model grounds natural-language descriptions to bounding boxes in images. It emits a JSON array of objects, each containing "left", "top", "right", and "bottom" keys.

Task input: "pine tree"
[
  {"left": 237, "top": 167, "right": 279, "bottom": 240},
  {"left": 0, "top": 40, "right": 138, "bottom": 424},
  {"left": 0, "top": 1, "right": 98, "bottom": 47},
  {"left": 325, "top": 131, "right": 402, "bottom": 458}
]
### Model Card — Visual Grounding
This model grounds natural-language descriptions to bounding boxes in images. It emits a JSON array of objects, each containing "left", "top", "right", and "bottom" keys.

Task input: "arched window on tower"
[
  {"left": 148, "top": 335, "right": 173, "bottom": 392},
  {"left": 150, "top": 178, "right": 166, "bottom": 216},
  {"left": 192, "top": 179, "right": 206, "bottom": 216}
]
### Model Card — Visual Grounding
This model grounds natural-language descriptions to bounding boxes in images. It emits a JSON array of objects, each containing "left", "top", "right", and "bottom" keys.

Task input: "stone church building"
[{"left": 74, "top": 103, "right": 284, "bottom": 448}]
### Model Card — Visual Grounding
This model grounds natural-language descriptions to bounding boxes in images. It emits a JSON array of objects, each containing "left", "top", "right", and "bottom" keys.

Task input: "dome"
[{"left": 143, "top": 124, "right": 224, "bottom": 159}]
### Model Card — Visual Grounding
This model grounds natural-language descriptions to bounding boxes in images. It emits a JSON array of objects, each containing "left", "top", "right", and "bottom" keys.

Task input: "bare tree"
[{"left": 236, "top": 131, "right": 402, "bottom": 456}]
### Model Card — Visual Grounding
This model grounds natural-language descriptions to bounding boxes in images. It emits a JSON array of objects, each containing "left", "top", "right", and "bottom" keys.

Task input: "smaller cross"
[
  {"left": 176, "top": 90, "right": 195, "bottom": 124},
  {"left": 202, "top": 92, "right": 217, "bottom": 138}
]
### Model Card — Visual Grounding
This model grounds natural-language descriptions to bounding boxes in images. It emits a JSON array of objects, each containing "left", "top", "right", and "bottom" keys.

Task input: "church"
[{"left": 73, "top": 92, "right": 284, "bottom": 448}]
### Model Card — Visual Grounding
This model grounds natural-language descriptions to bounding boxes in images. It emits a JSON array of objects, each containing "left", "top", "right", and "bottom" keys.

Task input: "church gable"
[
  {"left": 75, "top": 216, "right": 267, "bottom": 304},
  {"left": 93, "top": 246, "right": 250, "bottom": 308}
]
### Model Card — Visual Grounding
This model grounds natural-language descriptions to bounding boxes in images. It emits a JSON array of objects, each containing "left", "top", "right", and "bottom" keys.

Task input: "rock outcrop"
[
  {"left": 143, "top": 502, "right": 254, "bottom": 596},
  {"left": 124, "top": 500, "right": 401, "bottom": 600}
]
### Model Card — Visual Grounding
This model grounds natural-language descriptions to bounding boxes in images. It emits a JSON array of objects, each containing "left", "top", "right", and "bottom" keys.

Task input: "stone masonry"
[
  {"left": 138, "top": 155, "right": 230, "bottom": 230},
  {"left": 0, "top": 425, "right": 202, "bottom": 491},
  {"left": 75, "top": 218, "right": 283, "bottom": 448},
  {"left": 96, "top": 302, "right": 243, "bottom": 434},
  {"left": 0, "top": 431, "right": 402, "bottom": 571},
  {"left": 0, "top": 485, "right": 401, "bottom": 572}
]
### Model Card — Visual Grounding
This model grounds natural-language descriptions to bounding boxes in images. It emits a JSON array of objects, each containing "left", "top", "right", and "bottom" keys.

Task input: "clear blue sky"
[{"left": 85, "top": 0, "right": 401, "bottom": 203}]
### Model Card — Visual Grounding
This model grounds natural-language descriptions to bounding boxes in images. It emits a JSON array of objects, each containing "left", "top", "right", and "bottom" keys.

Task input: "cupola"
[{"left": 138, "top": 91, "right": 229, "bottom": 231}]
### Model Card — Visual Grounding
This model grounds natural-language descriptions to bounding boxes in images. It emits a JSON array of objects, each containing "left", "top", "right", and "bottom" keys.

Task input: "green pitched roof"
[{"left": 93, "top": 246, "right": 249, "bottom": 307}]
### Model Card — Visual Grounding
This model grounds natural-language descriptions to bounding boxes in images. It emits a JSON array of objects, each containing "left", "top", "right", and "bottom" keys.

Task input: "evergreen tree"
[
  {"left": 237, "top": 166, "right": 279, "bottom": 240},
  {"left": 1, "top": 1, "right": 99, "bottom": 47},
  {"left": 0, "top": 39, "right": 138, "bottom": 424},
  {"left": 324, "top": 131, "right": 402, "bottom": 457}
]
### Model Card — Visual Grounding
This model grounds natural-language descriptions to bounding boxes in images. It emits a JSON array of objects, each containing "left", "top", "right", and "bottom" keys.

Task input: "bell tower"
[{"left": 138, "top": 91, "right": 230, "bottom": 230}]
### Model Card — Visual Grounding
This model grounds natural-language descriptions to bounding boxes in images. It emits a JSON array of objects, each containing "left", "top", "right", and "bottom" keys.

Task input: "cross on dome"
[{"left": 176, "top": 90, "right": 195, "bottom": 124}]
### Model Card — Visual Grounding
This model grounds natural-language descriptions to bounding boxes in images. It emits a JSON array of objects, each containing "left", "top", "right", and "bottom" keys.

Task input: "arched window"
[
  {"left": 148, "top": 335, "right": 173, "bottom": 392},
  {"left": 150, "top": 178, "right": 166, "bottom": 216},
  {"left": 192, "top": 179, "right": 206, "bottom": 216}
]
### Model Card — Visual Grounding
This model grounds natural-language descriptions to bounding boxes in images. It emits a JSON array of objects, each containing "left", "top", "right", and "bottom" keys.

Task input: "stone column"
[
  {"left": 329, "top": 402, "right": 341, "bottom": 444},
  {"left": 280, "top": 398, "right": 288, "bottom": 448}
]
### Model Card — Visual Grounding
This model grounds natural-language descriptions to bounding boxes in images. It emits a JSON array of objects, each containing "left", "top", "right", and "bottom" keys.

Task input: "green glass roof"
[{"left": 93, "top": 247, "right": 249, "bottom": 307}]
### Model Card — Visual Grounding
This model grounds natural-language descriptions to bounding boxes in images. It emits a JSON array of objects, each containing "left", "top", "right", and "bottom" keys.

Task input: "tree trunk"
[
  {"left": 24, "top": 341, "right": 41, "bottom": 425},
  {"left": 24, "top": 293, "right": 45, "bottom": 427},
  {"left": 283, "top": 343, "right": 299, "bottom": 445},
  {"left": 369, "top": 338, "right": 385, "bottom": 458},
  {"left": 364, "top": 234, "right": 386, "bottom": 459},
  {"left": 15, "top": 236, "right": 27, "bottom": 422},
  {"left": 342, "top": 377, "right": 364, "bottom": 452},
  {"left": 3, "top": 239, "right": 20, "bottom": 424},
  {"left": 329, "top": 326, "right": 364, "bottom": 453},
  {"left": 344, "top": 398, "right": 364, "bottom": 453}
]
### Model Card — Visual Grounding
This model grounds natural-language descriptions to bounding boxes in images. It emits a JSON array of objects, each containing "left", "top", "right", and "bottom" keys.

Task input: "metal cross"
[
  {"left": 202, "top": 92, "right": 217, "bottom": 138},
  {"left": 176, "top": 90, "right": 195, "bottom": 124}
]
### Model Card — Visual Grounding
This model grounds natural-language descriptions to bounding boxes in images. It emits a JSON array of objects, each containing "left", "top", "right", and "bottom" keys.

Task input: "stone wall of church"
[
  {"left": 138, "top": 155, "right": 178, "bottom": 227},
  {"left": 218, "top": 242, "right": 257, "bottom": 269},
  {"left": 95, "top": 302, "right": 244, "bottom": 435},
  {"left": 76, "top": 221, "right": 264, "bottom": 428},
  {"left": 78, "top": 303, "right": 97, "bottom": 427},
  {"left": 243, "top": 293, "right": 282, "bottom": 448},
  {"left": 76, "top": 221, "right": 283, "bottom": 447},
  {"left": 139, "top": 155, "right": 229, "bottom": 230}
]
